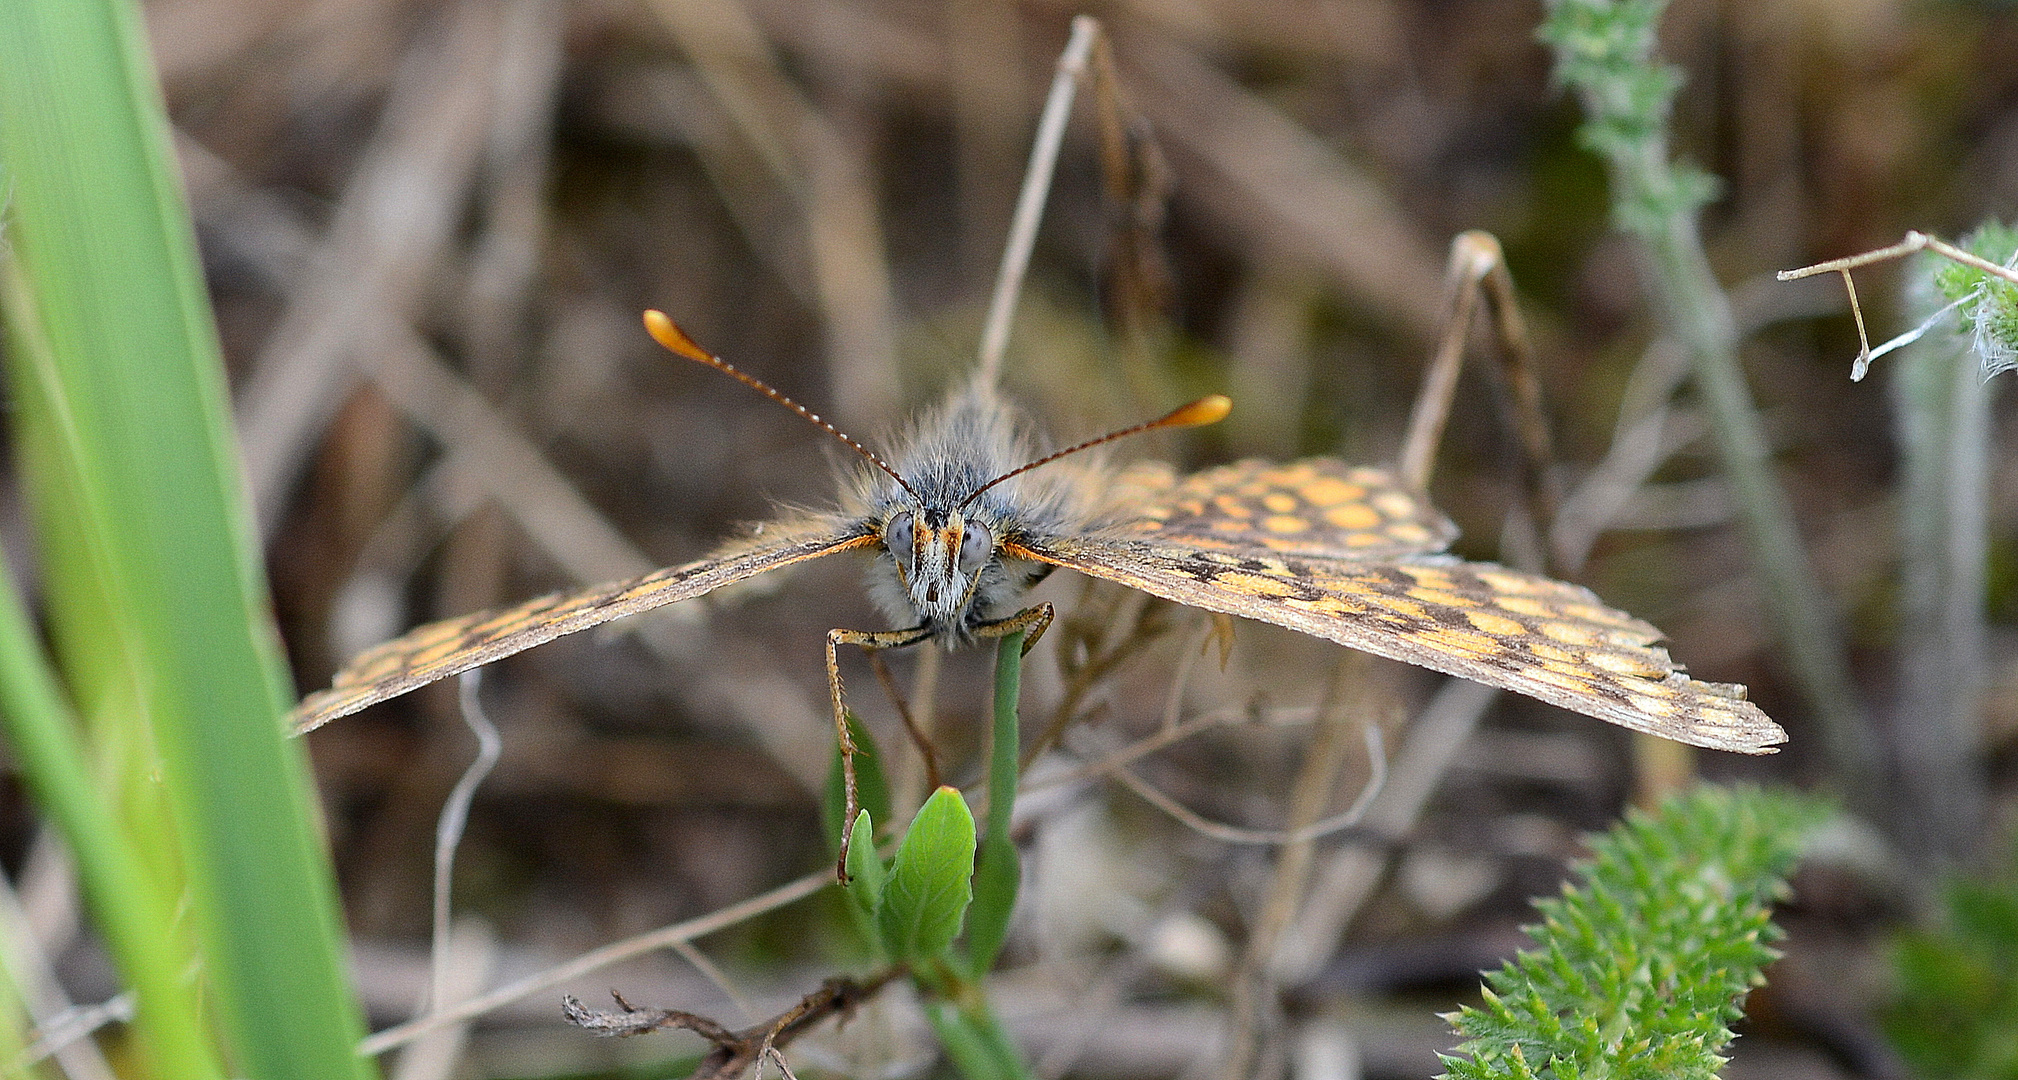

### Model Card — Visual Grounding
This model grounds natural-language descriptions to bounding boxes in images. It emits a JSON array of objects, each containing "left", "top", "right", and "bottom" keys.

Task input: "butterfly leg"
[
  {"left": 826, "top": 625, "right": 931, "bottom": 881},
  {"left": 972, "top": 602, "right": 1055, "bottom": 656}
]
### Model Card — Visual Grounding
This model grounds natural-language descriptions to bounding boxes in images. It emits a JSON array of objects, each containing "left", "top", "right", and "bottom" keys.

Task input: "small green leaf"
[
  {"left": 839, "top": 810, "right": 887, "bottom": 960},
  {"left": 844, "top": 810, "right": 885, "bottom": 904},
  {"left": 878, "top": 786, "right": 976, "bottom": 963}
]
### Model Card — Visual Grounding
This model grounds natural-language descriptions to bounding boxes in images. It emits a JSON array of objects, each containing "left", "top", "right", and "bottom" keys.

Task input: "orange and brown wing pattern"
[
  {"left": 1015, "top": 536, "right": 1784, "bottom": 753},
  {"left": 293, "top": 526, "right": 874, "bottom": 734},
  {"left": 1115, "top": 459, "right": 1457, "bottom": 561}
]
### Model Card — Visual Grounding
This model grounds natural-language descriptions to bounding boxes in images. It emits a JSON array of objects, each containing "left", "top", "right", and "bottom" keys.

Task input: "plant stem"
[
  {"left": 926, "top": 998, "right": 1038, "bottom": 1080},
  {"left": 1642, "top": 224, "right": 1877, "bottom": 788},
  {"left": 965, "top": 630, "right": 1025, "bottom": 974},
  {"left": 1888, "top": 296, "right": 1988, "bottom": 862},
  {"left": 1542, "top": 0, "right": 1876, "bottom": 791}
]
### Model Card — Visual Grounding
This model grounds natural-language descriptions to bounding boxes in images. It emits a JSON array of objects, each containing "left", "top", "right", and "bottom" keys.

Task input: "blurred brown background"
[{"left": 116, "top": 0, "right": 2018, "bottom": 1075}]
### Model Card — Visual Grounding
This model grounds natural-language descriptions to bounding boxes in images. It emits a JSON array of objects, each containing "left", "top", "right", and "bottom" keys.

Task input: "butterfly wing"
[
  {"left": 1012, "top": 533, "right": 1784, "bottom": 754},
  {"left": 1110, "top": 459, "right": 1458, "bottom": 561},
  {"left": 293, "top": 523, "right": 875, "bottom": 733}
]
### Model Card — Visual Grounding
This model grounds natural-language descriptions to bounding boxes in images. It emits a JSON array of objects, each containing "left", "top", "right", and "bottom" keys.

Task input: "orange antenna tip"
[
  {"left": 1166, "top": 395, "right": 1232, "bottom": 428},
  {"left": 643, "top": 309, "right": 712, "bottom": 365},
  {"left": 641, "top": 308, "right": 920, "bottom": 498}
]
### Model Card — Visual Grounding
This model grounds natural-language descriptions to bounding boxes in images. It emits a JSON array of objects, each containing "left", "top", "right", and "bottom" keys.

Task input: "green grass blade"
[
  {"left": 0, "top": 2, "right": 373, "bottom": 1076},
  {"left": 0, "top": 537, "right": 219, "bottom": 1080}
]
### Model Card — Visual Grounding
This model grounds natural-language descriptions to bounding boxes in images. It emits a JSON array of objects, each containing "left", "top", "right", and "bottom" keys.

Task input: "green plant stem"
[
  {"left": 1543, "top": 0, "right": 1875, "bottom": 790},
  {"left": 0, "top": 542, "right": 219, "bottom": 1080},
  {"left": 965, "top": 630, "right": 1025, "bottom": 973},
  {"left": 926, "top": 998, "right": 1037, "bottom": 1080},
  {"left": 985, "top": 631, "right": 1026, "bottom": 851},
  {"left": 1642, "top": 226, "right": 1877, "bottom": 789},
  {"left": 1889, "top": 308, "right": 1988, "bottom": 862}
]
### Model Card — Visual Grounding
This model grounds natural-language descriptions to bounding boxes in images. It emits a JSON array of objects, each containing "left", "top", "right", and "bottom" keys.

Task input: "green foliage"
[
  {"left": 831, "top": 635, "right": 1027, "bottom": 978},
  {"left": 842, "top": 789, "right": 1031, "bottom": 1080},
  {"left": 0, "top": 1, "right": 371, "bottom": 1075},
  {"left": 1928, "top": 220, "right": 2018, "bottom": 378},
  {"left": 1439, "top": 786, "right": 1825, "bottom": 1080},
  {"left": 876, "top": 787, "right": 977, "bottom": 963},
  {"left": 1884, "top": 839, "right": 2018, "bottom": 1079},
  {"left": 824, "top": 712, "right": 893, "bottom": 856},
  {"left": 833, "top": 633, "right": 1035, "bottom": 1080},
  {"left": 1537, "top": 0, "right": 1719, "bottom": 234},
  {"left": 964, "top": 627, "right": 1028, "bottom": 976},
  {"left": 842, "top": 810, "right": 888, "bottom": 953},
  {"left": 924, "top": 999, "right": 1037, "bottom": 1080}
]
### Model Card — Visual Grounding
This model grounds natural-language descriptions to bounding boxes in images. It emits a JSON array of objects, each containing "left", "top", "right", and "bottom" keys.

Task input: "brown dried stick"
[
  {"left": 563, "top": 969, "right": 899, "bottom": 1080},
  {"left": 1779, "top": 230, "right": 2018, "bottom": 381}
]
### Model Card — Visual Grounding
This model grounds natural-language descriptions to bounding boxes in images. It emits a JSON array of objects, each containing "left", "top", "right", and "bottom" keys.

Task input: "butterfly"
[{"left": 294, "top": 310, "right": 1785, "bottom": 866}]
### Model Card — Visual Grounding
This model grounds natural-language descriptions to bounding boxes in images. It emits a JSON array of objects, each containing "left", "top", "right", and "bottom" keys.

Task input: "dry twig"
[
  {"left": 1779, "top": 230, "right": 2018, "bottom": 380},
  {"left": 562, "top": 971, "right": 900, "bottom": 1080}
]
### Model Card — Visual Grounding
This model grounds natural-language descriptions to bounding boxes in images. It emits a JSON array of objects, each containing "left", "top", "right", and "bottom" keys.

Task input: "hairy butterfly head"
[
  {"left": 858, "top": 385, "right": 1066, "bottom": 642},
  {"left": 881, "top": 505, "right": 996, "bottom": 627},
  {"left": 855, "top": 383, "right": 1233, "bottom": 643}
]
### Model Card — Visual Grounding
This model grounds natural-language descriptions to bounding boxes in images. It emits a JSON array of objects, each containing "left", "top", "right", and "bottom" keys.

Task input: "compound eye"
[
  {"left": 885, "top": 512, "right": 915, "bottom": 563},
  {"left": 958, "top": 521, "right": 992, "bottom": 574}
]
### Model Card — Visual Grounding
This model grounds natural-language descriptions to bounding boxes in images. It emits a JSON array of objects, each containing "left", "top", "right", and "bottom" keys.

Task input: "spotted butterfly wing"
[
  {"left": 292, "top": 520, "right": 874, "bottom": 733},
  {"left": 1107, "top": 459, "right": 1458, "bottom": 560},
  {"left": 1021, "top": 460, "right": 1785, "bottom": 754}
]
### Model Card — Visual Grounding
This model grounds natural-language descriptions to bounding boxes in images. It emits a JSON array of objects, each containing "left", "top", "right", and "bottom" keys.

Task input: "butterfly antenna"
[
  {"left": 959, "top": 395, "right": 1231, "bottom": 509},
  {"left": 644, "top": 311, "right": 920, "bottom": 499}
]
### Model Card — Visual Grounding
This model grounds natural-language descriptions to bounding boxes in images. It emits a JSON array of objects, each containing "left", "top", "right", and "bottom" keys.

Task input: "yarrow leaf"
[{"left": 1438, "top": 786, "right": 1825, "bottom": 1080}]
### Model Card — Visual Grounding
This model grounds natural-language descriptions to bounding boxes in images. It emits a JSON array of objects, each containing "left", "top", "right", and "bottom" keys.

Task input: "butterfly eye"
[
  {"left": 886, "top": 512, "right": 915, "bottom": 560},
  {"left": 958, "top": 521, "right": 992, "bottom": 574}
]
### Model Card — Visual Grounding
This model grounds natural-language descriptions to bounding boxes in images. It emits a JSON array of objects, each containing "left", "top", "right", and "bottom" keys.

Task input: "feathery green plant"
[
  {"left": 1929, "top": 221, "right": 2018, "bottom": 378},
  {"left": 1439, "top": 786, "right": 1826, "bottom": 1080}
]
